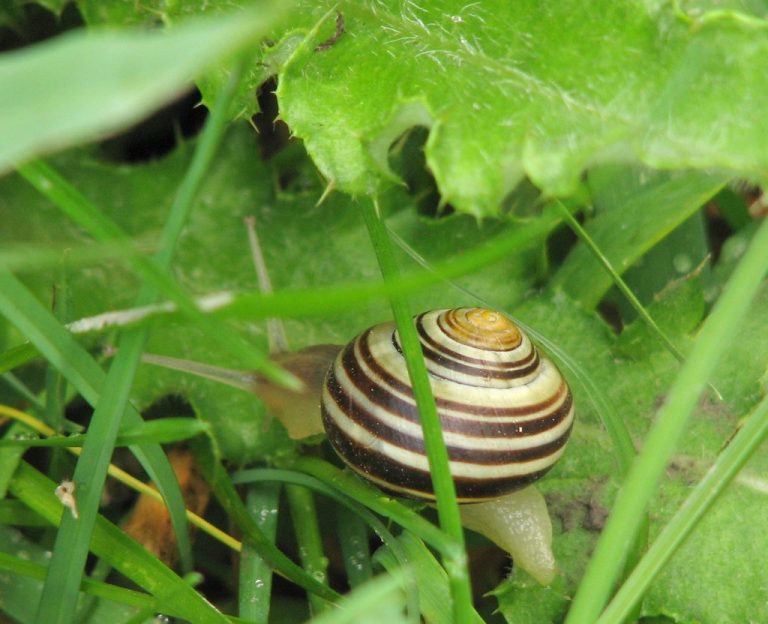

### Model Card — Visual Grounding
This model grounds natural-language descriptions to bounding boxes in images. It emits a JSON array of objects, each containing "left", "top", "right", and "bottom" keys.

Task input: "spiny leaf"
[{"left": 277, "top": 1, "right": 768, "bottom": 215}]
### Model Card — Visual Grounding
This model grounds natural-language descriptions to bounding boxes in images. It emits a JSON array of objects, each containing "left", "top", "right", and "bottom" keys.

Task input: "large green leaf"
[
  {"left": 73, "top": 1, "right": 768, "bottom": 217},
  {"left": 69, "top": 0, "right": 768, "bottom": 215},
  {"left": 274, "top": 1, "right": 768, "bottom": 216}
]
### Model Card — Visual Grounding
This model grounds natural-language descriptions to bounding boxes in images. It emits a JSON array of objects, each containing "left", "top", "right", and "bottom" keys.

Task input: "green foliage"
[
  {"left": 0, "top": 2, "right": 289, "bottom": 173},
  {"left": 1, "top": 1, "right": 767, "bottom": 623}
]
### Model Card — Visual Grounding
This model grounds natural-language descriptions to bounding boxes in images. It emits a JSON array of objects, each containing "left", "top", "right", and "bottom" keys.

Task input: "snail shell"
[{"left": 320, "top": 307, "right": 574, "bottom": 503}]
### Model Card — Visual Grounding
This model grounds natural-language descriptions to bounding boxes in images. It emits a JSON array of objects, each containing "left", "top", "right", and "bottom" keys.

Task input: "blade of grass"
[
  {"left": 9, "top": 461, "right": 229, "bottom": 624},
  {"left": 0, "top": 402, "right": 241, "bottom": 553},
  {"left": 552, "top": 171, "right": 726, "bottom": 309},
  {"left": 35, "top": 326, "right": 151, "bottom": 624},
  {"left": 336, "top": 506, "right": 373, "bottom": 588},
  {"left": 0, "top": 422, "right": 27, "bottom": 498},
  {"left": 0, "top": 272, "right": 197, "bottom": 583},
  {"left": 565, "top": 214, "right": 768, "bottom": 623},
  {"left": 45, "top": 267, "right": 70, "bottom": 484},
  {"left": 233, "top": 467, "right": 421, "bottom": 622},
  {"left": 554, "top": 200, "right": 688, "bottom": 364},
  {"left": 58, "top": 207, "right": 562, "bottom": 336},
  {"left": 289, "top": 457, "right": 451, "bottom": 558},
  {"left": 0, "top": 3, "right": 289, "bottom": 173},
  {"left": 233, "top": 468, "right": 408, "bottom": 559},
  {"left": 31, "top": 57, "right": 251, "bottom": 623},
  {"left": 0, "top": 209, "right": 561, "bottom": 378},
  {"left": 192, "top": 438, "right": 340, "bottom": 603},
  {"left": 554, "top": 200, "right": 723, "bottom": 404},
  {"left": 1, "top": 371, "right": 46, "bottom": 412},
  {"left": 597, "top": 393, "right": 768, "bottom": 623},
  {"left": 0, "top": 500, "right": 49, "bottom": 525},
  {"left": 0, "top": 343, "right": 40, "bottom": 375},
  {"left": 0, "top": 417, "right": 209, "bottom": 448},
  {"left": 0, "top": 240, "right": 152, "bottom": 273},
  {"left": 286, "top": 484, "right": 331, "bottom": 616},
  {"left": 0, "top": 552, "right": 164, "bottom": 619},
  {"left": 305, "top": 572, "right": 409, "bottom": 624},
  {"left": 239, "top": 483, "right": 281, "bottom": 623},
  {"left": 373, "top": 532, "right": 485, "bottom": 624},
  {"left": 360, "top": 198, "right": 473, "bottom": 624}
]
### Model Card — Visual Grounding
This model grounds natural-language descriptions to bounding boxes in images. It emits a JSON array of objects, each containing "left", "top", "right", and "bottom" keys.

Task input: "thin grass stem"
[{"left": 360, "top": 198, "right": 473, "bottom": 624}]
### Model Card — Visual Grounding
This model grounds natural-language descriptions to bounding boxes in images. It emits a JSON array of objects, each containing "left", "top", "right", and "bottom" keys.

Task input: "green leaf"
[
  {"left": 0, "top": 2, "right": 288, "bottom": 173},
  {"left": 616, "top": 277, "right": 706, "bottom": 360},
  {"left": 304, "top": 573, "right": 410, "bottom": 624},
  {"left": 599, "top": 392, "right": 768, "bottom": 622},
  {"left": 275, "top": 2, "right": 768, "bottom": 216},
  {"left": 0, "top": 530, "right": 168, "bottom": 622}
]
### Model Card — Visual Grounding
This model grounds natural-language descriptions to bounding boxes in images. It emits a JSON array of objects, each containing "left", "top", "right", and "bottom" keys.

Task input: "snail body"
[{"left": 321, "top": 308, "right": 574, "bottom": 503}]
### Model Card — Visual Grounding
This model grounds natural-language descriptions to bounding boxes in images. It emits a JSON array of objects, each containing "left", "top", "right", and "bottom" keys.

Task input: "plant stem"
[{"left": 360, "top": 198, "right": 474, "bottom": 624}]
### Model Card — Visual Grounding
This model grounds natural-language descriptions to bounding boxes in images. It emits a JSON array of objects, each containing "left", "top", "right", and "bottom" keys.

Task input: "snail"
[
  {"left": 321, "top": 307, "right": 573, "bottom": 503},
  {"left": 141, "top": 221, "right": 574, "bottom": 585}
]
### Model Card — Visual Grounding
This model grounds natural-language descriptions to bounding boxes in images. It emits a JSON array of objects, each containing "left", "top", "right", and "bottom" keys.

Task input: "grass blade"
[
  {"left": 554, "top": 200, "right": 688, "bottom": 364},
  {"left": 238, "top": 483, "right": 281, "bottom": 623},
  {"left": 29, "top": 55, "right": 255, "bottom": 622},
  {"left": 0, "top": 270, "right": 195, "bottom": 571},
  {"left": 192, "top": 438, "right": 340, "bottom": 603},
  {"left": 34, "top": 329, "right": 148, "bottom": 624},
  {"left": 360, "top": 198, "right": 472, "bottom": 624},
  {"left": 597, "top": 393, "right": 768, "bottom": 623},
  {"left": 0, "top": 418, "right": 209, "bottom": 448},
  {"left": 286, "top": 485, "right": 330, "bottom": 615},
  {"left": 9, "top": 461, "right": 229, "bottom": 623}
]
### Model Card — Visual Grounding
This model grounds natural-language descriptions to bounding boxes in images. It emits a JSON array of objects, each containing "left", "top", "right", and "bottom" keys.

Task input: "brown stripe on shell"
[
  {"left": 324, "top": 355, "right": 426, "bottom": 456},
  {"left": 325, "top": 339, "right": 575, "bottom": 461},
  {"left": 325, "top": 369, "right": 573, "bottom": 464},
  {"left": 363, "top": 332, "right": 572, "bottom": 428},
  {"left": 322, "top": 413, "right": 557, "bottom": 501},
  {"left": 421, "top": 311, "right": 528, "bottom": 363},
  {"left": 416, "top": 314, "right": 538, "bottom": 369}
]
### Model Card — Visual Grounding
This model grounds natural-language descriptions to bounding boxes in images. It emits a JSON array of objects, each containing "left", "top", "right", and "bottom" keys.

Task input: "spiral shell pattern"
[{"left": 321, "top": 308, "right": 574, "bottom": 503}]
